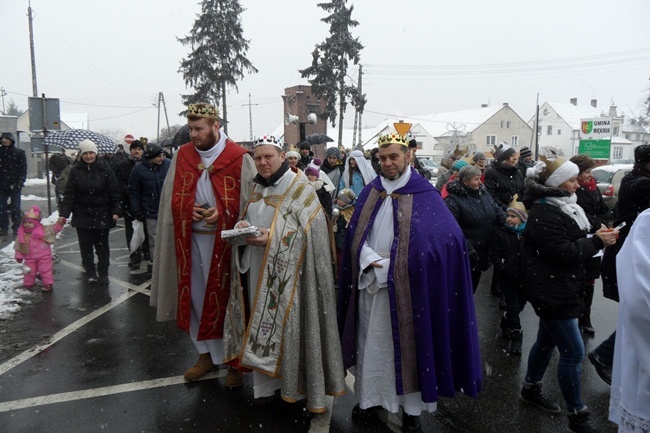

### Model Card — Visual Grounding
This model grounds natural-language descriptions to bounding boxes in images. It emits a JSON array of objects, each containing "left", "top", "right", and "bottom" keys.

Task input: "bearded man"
[
  {"left": 223, "top": 135, "right": 345, "bottom": 413},
  {"left": 150, "top": 103, "right": 256, "bottom": 385},
  {"left": 338, "top": 126, "right": 482, "bottom": 433}
]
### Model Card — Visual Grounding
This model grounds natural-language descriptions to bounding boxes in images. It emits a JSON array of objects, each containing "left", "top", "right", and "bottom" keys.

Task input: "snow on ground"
[
  {"left": 0, "top": 243, "right": 36, "bottom": 320},
  {"left": 21, "top": 194, "right": 47, "bottom": 201},
  {"left": 24, "top": 178, "right": 48, "bottom": 187},
  {"left": 0, "top": 211, "right": 64, "bottom": 319}
]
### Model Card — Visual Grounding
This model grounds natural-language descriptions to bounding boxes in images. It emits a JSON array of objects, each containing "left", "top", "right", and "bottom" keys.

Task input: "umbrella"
[
  {"left": 171, "top": 125, "right": 190, "bottom": 148},
  {"left": 158, "top": 137, "right": 174, "bottom": 148},
  {"left": 305, "top": 133, "right": 333, "bottom": 145},
  {"left": 44, "top": 129, "right": 117, "bottom": 154}
]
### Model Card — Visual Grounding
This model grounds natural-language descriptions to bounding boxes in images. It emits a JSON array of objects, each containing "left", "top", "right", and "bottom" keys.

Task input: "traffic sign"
[{"left": 124, "top": 134, "right": 134, "bottom": 144}]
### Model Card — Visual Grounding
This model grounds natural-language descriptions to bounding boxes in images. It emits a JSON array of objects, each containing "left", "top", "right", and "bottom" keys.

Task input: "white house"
[{"left": 530, "top": 99, "right": 647, "bottom": 160}]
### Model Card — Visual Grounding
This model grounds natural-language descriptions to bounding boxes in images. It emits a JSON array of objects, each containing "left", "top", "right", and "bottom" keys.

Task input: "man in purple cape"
[{"left": 338, "top": 129, "right": 482, "bottom": 432}]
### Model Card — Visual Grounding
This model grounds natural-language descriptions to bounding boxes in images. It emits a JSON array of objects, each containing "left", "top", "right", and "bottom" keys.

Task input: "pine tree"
[
  {"left": 300, "top": 0, "right": 364, "bottom": 147},
  {"left": 178, "top": 0, "right": 257, "bottom": 133},
  {"left": 5, "top": 99, "right": 24, "bottom": 117}
]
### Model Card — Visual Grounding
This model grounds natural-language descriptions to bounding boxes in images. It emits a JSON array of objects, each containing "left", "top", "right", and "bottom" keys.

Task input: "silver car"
[
  {"left": 419, "top": 158, "right": 440, "bottom": 180},
  {"left": 591, "top": 164, "right": 634, "bottom": 213}
]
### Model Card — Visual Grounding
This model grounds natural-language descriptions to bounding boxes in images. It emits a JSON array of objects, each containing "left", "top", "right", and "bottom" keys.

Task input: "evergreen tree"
[
  {"left": 178, "top": 0, "right": 257, "bottom": 133},
  {"left": 5, "top": 99, "right": 24, "bottom": 117},
  {"left": 300, "top": 0, "right": 364, "bottom": 147}
]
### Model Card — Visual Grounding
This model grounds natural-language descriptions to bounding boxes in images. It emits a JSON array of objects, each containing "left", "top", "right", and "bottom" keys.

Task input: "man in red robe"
[{"left": 150, "top": 103, "right": 256, "bottom": 384}]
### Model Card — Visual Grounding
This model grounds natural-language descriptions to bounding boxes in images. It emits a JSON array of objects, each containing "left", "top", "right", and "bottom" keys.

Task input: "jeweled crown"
[
  {"left": 378, "top": 132, "right": 409, "bottom": 147},
  {"left": 187, "top": 103, "right": 220, "bottom": 119}
]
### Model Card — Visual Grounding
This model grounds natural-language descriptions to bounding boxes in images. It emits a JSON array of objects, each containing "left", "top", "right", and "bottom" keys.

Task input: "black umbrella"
[
  {"left": 158, "top": 137, "right": 174, "bottom": 148},
  {"left": 171, "top": 125, "right": 190, "bottom": 148},
  {"left": 44, "top": 129, "right": 117, "bottom": 154},
  {"left": 305, "top": 133, "right": 334, "bottom": 145}
]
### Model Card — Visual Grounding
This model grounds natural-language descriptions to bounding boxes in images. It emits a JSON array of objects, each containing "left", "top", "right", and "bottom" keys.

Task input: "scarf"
[
  {"left": 578, "top": 177, "right": 597, "bottom": 192},
  {"left": 506, "top": 222, "right": 526, "bottom": 236},
  {"left": 545, "top": 194, "right": 591, "bottom": 232},
  {"left": 17, "top": 219, "right": 45, "bottom": 246}
]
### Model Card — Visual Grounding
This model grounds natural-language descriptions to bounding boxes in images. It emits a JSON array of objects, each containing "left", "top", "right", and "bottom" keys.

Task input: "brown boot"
[
  {"left": 184, "top": 353, "right": 217, "bottom": 381},
  {"left": 225, "top": 367, "right": 244, "bottom": 388}
]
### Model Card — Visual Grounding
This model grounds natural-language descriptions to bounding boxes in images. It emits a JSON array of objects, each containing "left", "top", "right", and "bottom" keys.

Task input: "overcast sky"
[{"left": 3, "top": 0, "right": 650, "bottom": 144}]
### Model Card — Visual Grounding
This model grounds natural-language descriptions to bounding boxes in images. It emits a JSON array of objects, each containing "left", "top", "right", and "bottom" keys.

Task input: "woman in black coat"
[
  {"left": 445, "top": 165, "right": 506, "bottom": 293},
  {"left": 483, "top": 143, "right": 525, "bottom": 211},
  {"left": 518, "top": 157, "right": 616, "bottom": 432},
  {"left": 569, "top": 154, "right": 610, "bottom": 336},
  {"left": 59, "top": 140, "right": 121, "bottom": 284}
]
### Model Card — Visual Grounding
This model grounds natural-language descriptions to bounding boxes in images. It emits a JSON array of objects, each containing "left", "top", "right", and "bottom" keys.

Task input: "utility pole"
[
  {"left": 156, "top": 92, "right": 162, "bottom": 142},
  {"left": 28, "top": 1, "right": 38, "bottom": 97},
  {"left": 0, "top": 87, "right": 6, "bottom": 114},
  {"left": 357, "top": 64, "right": 363, "bottom": 148},
  {"left": 161, "top": 92, "right": 170, "bottom": 132},
  {"left": 242, "top": 93, "right": 258, "bottom": 141}
]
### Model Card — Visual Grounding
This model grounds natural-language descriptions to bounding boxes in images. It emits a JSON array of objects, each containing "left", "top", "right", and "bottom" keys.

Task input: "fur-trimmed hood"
[{"left": 522, "top": 176, "right": 570, "bottom": 208}]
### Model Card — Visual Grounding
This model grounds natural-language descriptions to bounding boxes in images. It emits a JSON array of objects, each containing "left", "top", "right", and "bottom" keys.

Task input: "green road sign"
[{"left": 579, "top": 139, "right": 610, "bottom": 159}]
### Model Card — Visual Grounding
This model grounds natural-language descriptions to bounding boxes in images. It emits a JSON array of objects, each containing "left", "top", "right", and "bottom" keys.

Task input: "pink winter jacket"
[{"left": 14, "top": 220, "right": 64, "bottom": 261}]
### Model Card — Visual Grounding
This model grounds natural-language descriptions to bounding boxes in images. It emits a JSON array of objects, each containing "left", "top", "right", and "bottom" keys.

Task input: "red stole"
[{"left": 171, "top": 139, "right": 248, "bottom": 340}]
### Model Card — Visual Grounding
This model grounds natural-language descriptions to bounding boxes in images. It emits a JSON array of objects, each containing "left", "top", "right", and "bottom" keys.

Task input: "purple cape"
[{"left": 338, "top": 171, "right": 482, "bottom": 402}]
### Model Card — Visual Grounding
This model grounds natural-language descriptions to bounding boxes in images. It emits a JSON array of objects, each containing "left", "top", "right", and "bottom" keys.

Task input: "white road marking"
[
  {"left": 57, "top": 259, "right": 151, "bottom": 295},
  {"left": 0, "top": 371, "right": 226, "bottom": 413}
]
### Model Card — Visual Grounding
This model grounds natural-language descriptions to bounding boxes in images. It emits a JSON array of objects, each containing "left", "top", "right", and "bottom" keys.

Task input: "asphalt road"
[{"left": 0, "top": 181, "right": 618, "bottom": 433}]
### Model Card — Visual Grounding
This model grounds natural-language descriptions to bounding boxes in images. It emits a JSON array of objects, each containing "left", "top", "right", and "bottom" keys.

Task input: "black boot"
[
  {"left": 568, "top": 407, "right": 601, "bottom": 433},
  {"left": 520, "top": 382, "right": 561, "bottom": 413},
  {"left": 508, "top": 328, "right": 523, "bottom": 355},
  {"left": 401, "top": 412, "right": 422, "bottom": 433},
  {"left": 580, "top": 284, "right": 595, "bottom": 335}
]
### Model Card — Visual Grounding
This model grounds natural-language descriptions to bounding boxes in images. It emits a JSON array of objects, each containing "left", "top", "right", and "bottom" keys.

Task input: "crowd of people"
[{"left": 1, "top": 106, "right": 649, "bottom": 432}]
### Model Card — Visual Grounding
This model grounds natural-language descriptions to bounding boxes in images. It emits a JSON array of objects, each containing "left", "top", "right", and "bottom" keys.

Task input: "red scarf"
[
  {"left": 171, "top": 140, "right": 248, "bottom": 340},
  {"left": 579, "top": 177, "right": 597, "bottom": 192}
]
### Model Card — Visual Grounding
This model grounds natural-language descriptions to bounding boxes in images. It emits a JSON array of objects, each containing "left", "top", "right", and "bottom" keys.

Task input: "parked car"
[
  {"left": 591, "top": 164, "right": 634, "bottom": 214},
  {"left": 419, "top": 158, "right": 440, "bottom": 180}
]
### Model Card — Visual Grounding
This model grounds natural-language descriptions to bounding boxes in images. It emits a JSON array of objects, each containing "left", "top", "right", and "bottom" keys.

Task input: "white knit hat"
[{"left": 78, "top": 139, "right": 98, "bottom": 154}]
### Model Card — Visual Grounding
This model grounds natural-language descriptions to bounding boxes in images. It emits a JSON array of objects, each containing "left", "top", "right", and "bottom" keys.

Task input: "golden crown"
[
  {"left": 187, "top": 103, "right": 220, "bottom": 119},
  {"left": 378, "top": 132, "right": 409, "bottom": 147},
  {"left": 539, "top": 151, "right": 567, "bottom": 183},
  {"left": 508, "top": 194, "right": 527, "bottom": 212}
]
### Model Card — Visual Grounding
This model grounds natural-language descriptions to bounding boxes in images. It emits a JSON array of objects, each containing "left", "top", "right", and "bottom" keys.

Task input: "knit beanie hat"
[
  {"left": 451, "top": 159, "right": 468, "bottom": 172},
  {"left": 338, "top": 188, "right": 356, "bottom": 204},
  {"left": 130, "top": 140, "right": 145, "bottom": 151},
  {"left": 78, "top": 139, "right": 98, "bottom": 154},
  {"left": 495, "top": 142, "right": 516, "bottom": 162},
  {"left": 635, "top": 144, "right": 650, "bottom": 164},
  {"left": 472, "top": 151, "right": 485, "bottom": 163},
  {"left": 519, "top": 146, "right": 533, "bottom": 159},
  {"left": 299, "top": 141, "right": 311, "bottom": 151},
  {"left": 326, "top": 147, "right": 341, "bottom": 159},
  {"left": 145, "top": 144, "right": 164, "bottom": 159},
  {"left": 286, "top": 150, "right": 300, "bottom": 160},
  {"left": 544, "top": 160, "right": 579, "bottom": 187},
  {"left": 305, "top": 158, "right": 322, "bottom": 177}
]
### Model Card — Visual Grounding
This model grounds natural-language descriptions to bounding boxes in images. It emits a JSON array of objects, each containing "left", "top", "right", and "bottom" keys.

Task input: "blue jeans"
[
  {"left": 0, "top": 188, "right": 22, "bottom": 233},
  {"left": 525, "top": 317, "right": 585, "bottom": 412}
]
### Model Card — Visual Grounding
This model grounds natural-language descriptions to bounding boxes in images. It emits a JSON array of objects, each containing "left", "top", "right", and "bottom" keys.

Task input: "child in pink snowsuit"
[{"left": 14, "top": 206, "right": 65, "bottom": 292}]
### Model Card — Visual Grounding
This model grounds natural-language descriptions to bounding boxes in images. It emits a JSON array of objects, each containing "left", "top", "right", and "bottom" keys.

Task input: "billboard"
[{"left": 578, "top": 139, "right": 611, "bottom": 159}]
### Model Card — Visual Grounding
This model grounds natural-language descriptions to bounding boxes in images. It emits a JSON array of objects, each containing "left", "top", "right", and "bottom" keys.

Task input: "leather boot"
[
  {"left": 225, "top": 367, "right": 244, "bottom": 388},
  {"left": 184, "top": 353, "right": 217, "bottom": 381}
]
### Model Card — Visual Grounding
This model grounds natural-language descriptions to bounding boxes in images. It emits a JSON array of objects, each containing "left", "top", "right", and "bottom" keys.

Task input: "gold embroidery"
[
  {"left": 197, "top": 162, "right": 214, "bottom": 173},
  {"left": 263, "top": 195, "right": 282, "bottom": 208},
  {"left": 380, "top": 191, "right": 399, "bottom": 200}
]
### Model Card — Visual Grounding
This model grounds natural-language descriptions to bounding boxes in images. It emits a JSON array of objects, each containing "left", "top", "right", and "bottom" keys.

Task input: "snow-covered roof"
[
  {"left": 611, "top": 136, "right": 634, "bottom": 145},
  {"left": 542, "top": 102, "right": 604, "bottom": 130},
  {"left": 416, "top": 105, "right": 504, "bottom": 137}
]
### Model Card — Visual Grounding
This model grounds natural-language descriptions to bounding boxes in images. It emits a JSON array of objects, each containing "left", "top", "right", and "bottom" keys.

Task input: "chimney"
[
  {"left": 591, "top": 99, "right": 597, "bottom": 108},
  {"left": 481, "top": 104, "right": 488, "bottom": 108},
  {"left": 502, "top": 102, "right": 509, "bottom": 106},
  {"left": 609, "top": 105, "right": 617, "bottom": 118},
  {"left": 570, "top": 98, "right": 577, "bottom": 106}
]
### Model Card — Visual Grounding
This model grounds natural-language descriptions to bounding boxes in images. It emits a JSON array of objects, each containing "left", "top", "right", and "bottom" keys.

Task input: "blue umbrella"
[{"left": 43, "top": 129, "right": 117, "bottom": 154}]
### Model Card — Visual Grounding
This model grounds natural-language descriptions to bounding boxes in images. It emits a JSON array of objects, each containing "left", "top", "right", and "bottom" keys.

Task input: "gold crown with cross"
[{"left": 187, "top": 103, "right": 220, "bottom": 119}]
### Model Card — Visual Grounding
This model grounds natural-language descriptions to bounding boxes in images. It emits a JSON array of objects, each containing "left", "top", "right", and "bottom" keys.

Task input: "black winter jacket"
[
  {"left": 128, "top": 158, "right": 171, "bottom": 219},
  {"left": 522, "top": 178, "right": 604, "bottom": 319},
  {"left": 576, "top": 180, "right": 610, "bottom": 280},
  {"left": 0, "top": 143, "right": 27, "bottom": 191},
  {"left": 489, "top": 226, "right": 525, "bottom": 290},
  {"left": 445, "top": 180, "right": 506, "bottom": 271},
  {"left": 484, "top": 161, "right": 525, "bottom": 211},
  {"left": 59, "top": 159, "right": 121, "bottom": 229},
  {"left": 601, "top": 165, "right": 650, "bottom": 301},
  {"left": 109, "top": 156, "right": 139, "bottom": 215}
]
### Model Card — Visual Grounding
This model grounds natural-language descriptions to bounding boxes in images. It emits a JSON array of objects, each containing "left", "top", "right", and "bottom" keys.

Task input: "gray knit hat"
[{"left": 326, "top": 147, "right": 341, "bottom": 159}]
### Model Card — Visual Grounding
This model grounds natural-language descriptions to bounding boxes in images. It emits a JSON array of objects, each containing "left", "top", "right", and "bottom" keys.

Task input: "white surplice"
[
  {"left": 609, "top": 209, "right": 650, "bottom": 432},
  {"left": 354, "top": 167, "right": 437, "bottom": 416},
  {"left": 189, "top": 133, "right": 227, "bottom": 363}
]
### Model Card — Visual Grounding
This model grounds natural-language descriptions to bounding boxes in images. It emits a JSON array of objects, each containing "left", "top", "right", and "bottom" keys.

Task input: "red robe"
[{"left": 171, "top": 140, "right": 248, "bottom": 340}]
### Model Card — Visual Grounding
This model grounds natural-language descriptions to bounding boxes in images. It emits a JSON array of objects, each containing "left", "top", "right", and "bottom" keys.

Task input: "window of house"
[
  {"left": 636, "top": 134, "right": 641, "bottom": 141},
  {"left": 612, "top": 146, "right": 623, "bottom": 159},
  {"left": 500, "top": 120, "right": 510, "bottom": 129},
  {"left": 511, "top": 136, "right": 519, "bottom": 146},
  {"left": 501, "top": 121, "right": 505, "bottom": 128},
  {"left": 547, "top": 125, "right": 553, "bottom": 135},
  {"left": 557, "top": 129, "right": 562, "bottom": 135},
  {"left": 625, "top": 133, "right": 631, "bottom": 139},
  {"left": 486, "top": 135, "right": 496, "bottom": 146}
]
